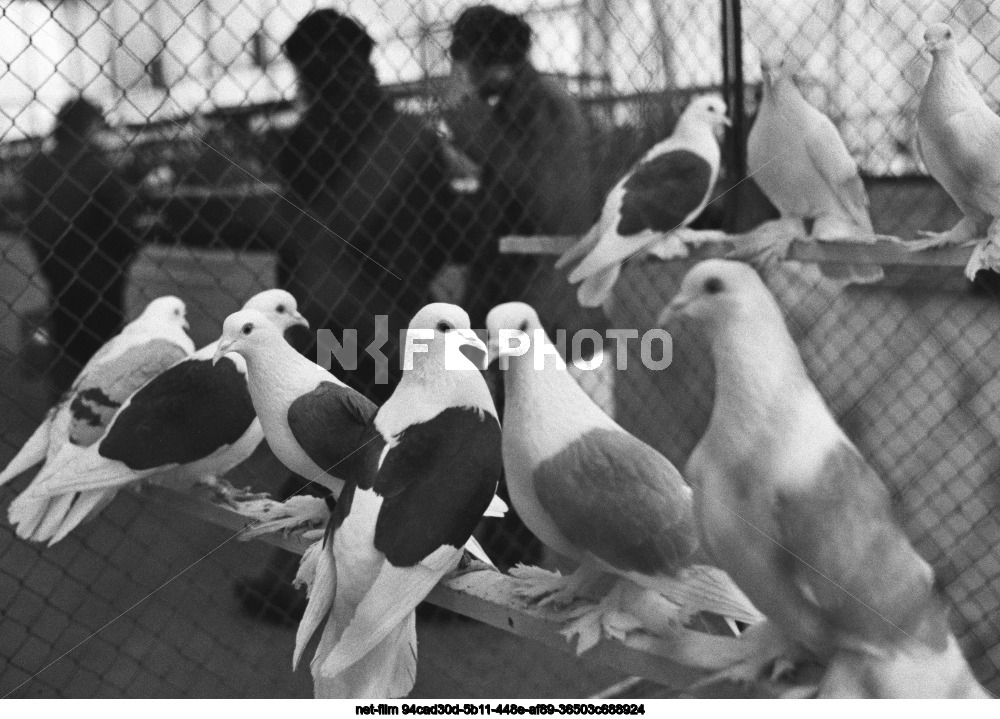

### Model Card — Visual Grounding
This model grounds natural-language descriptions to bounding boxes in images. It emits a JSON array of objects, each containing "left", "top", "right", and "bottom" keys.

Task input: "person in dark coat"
[
  {"left": 22, "top": 97, "right": 140, "bottom": 396},
  {"left": 443, "top": 4, "right": 598, "bottom": 332},
  {"left": 275, "top": 9, "right": 465, "bottom": 403},
  {"left": 236, "top": 9, "right": 468, "bottom": 624}
]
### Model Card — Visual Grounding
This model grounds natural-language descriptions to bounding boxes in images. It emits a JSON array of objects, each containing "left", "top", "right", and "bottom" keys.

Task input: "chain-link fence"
[{"left": 0, "top": 0, "right": 998, "bottom": 699}]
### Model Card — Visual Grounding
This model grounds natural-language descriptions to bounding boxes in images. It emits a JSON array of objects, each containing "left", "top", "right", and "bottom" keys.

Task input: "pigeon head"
[
  {"left": 924, "top": 23, "right": 955, "bottom": 54},
  {"left": 681, "top": 95, "right": 731, "bottom": 131},
  {"left": 213, "top": 309, "right": 283, "bottom": 365},
  {"left": 242, "top": 289, "right": 309, "bottom": 332},
  {"left": 405, "top": 303, "right": 488, "bottom": 371},
  {"left": 657, "top": 259, "right": 778, "bottom": 331},
  {"left": 138, "top": 295, "right": 190, "bottom": 333},
  {"left": 485, "top": 302, "right": 541, "bottom": 366},
  {"left": 759, "top": 52, "right": 787, "bottom": 93}
]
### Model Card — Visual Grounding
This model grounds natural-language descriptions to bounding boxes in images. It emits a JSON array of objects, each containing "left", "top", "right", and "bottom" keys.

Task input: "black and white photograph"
[{"left": 0, "top": 0, "right": 998, "bottom": 703}]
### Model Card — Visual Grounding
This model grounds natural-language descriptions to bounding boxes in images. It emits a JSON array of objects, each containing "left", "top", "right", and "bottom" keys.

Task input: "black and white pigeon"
[
  {"left": 555, "top": 95, "right": 728, "bottom": 307},
  {"left": 485, "top": 302, "right": 762, "bottom": 654},
  {"left": 908, "top": 23, "right": 1000, "bottom": 279},
  {"left": 0, "top": 295, "right": 194, "bottom": 488},
  {"left": 743, "top": 57, "right": 883, "bottom": 284},
  {"left": 8, "top": 290, "right": 307, "bottom": 545},
  {"left": 660, "top": 259, "right": 988, "bottom": 698},
  {"left": 278, "top": 304, "right": 501, "bottom": 698}
]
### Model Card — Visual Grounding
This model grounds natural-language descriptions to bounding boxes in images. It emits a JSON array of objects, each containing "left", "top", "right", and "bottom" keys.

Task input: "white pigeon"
[
  {"left": 221, "top": 303, "right": 503, "bottom": 698},
  {"left": 485, "top": 301, "right": 762, "bottom": 655},
  {"left": 910, "top": 22, "right": 1000, "bottom": 279},
  {"left": 743, "top": 57, "right": 883, "bottom": 284},
  {"left": 555, "top": 95, "right": 729, "bottom": 307},
  {"left": 659, "top": 259, "right": 988, "bottom": 698},
  {"left": 8, "top": 290, "right": 308, "bottom": 545},
  {"left": 0, "top": 296, "right": 193, "bottom": 489}
]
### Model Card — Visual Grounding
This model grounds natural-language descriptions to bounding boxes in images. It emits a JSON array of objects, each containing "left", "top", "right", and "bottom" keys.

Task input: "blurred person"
[
  {"left": 443, "top": 4, "right": 598, "bottom": 332},
  {"left": 237, "top": 8, "right": 469, "bottom": 624},
  {"left": 274, "top": 8, "right": 467, "bottom": 403},
  {"left": 22, "top": 96, "right": 141, "bottom": 397}
]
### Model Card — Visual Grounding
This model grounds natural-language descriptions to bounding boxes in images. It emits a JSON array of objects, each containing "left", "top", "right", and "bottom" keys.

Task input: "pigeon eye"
[
  {"left": 242, "top": 323, "right": 254, "bottom": 335},
  {"left": 704, "top": 277, "right": 724, "bottom": 294},
  {"left": 436, "top": 321, "right": 453, "bottom": 333},
  {"left": 276, "top": 304, "right": 286, "bottom": 313},
  {"left": 518, "top": 320, "right": 529, "bottom": 333}
]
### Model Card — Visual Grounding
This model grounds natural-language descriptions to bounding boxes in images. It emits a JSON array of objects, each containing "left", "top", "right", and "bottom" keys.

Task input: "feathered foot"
[
  {"left": 561, "top": 579, "right": 685, "bottom": 655},
  {"left": 643, "top": 231, "right": 691, "bottom": 261},
  {"left": 196, "top": 475, "right": 273, "bottom": 510},
  {"left": 509, "top": 564, "right": 610, "bottom": 609},
  {"left": 907, "top": 216, "right": 981, "bottom": 251},
  {"left": 239, "top": 495, "right": 331, "bottom": 540},
  {"left": 727, "top": 218, "right": 802, "bottom": 269}
]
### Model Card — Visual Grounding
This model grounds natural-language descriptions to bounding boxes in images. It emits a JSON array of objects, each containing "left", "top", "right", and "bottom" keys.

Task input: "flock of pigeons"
[
  {"left": 0, "top": 21, "right": 995, "bottom": 701},
  {"left": 559, "top": 22, "right": 1000, "bottom": 306},
  {"left": 0, "top": 262, "right": 990, "bottom": 699}
]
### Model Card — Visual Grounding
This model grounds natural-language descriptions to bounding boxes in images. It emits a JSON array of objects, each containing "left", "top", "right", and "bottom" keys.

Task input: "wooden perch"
[
  {"left": 144, "top": 483, "right": 762, "bottom": 690},
  {"left": 500, "top": 232, "right": 973, "bottom": 268}
]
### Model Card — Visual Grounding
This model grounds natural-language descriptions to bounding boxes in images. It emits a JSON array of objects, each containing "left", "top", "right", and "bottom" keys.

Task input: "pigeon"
[
  {"left": 8, "top": 290, "right": 308, "bottom": 545},
  {"left": 0, "top": 295, "right": 194, "bottom": 489},
  {"left": 555, "top": 95, "right": 729, "bottom": 307},
  {"left": 211, "top": 308, "right": 378, "bottom": 501},
  {"left": 659, "top": 259, "right": 988, "bottom": 698},
  {"left": 743, "top": 57, "right": 883, "bottom": 284},
  {"left": 910, "top": 22, "right": 1000, "bottom": 279},
  {"left": 485, "top": 301, "right": 762, "bottom": 654},
  {"left": 223, "top": 303, "right": 502, "bottom": 698}
]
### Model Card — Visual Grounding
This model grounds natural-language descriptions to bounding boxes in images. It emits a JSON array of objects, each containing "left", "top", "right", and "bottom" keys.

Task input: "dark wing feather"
[
  {"left": 372, "top": 406, "right": 502, "bottom": 568},
  {"left": 287, "top": 381, "right": 379, "bottom": 478},
  {"left": 775, "top": 442, "right": 946, "bottom": 649},
  {"left": 616, "top": 149, "right": 713, "bottom": 236},
  {"left": 534, "top": 428, "right": 698, "bottom": 575},
  {"left": 98, "top": 357, "right": 256, "bottom": 470}
]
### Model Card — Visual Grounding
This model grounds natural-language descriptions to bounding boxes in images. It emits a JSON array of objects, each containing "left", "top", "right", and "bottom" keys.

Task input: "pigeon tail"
[
  {"left": 313, "top": 613, "right": 417, "bottom": 699},
  {"left": 555, "top": 224, "right": 601, "bottom": 272},
  {"left": 9, "top": 488, "right": 115, "bottom": 544},
  {"left": 639, "top": 565, "right": 765, "bottom": 627},
  {"left": 293, "top": 541, "right": 337, "bottom": 670},
  {"left": 0, "top": 414, "right": 52, "bottom": 486},
  {"left": 576, "top": 265, "right": 621, "bottom": 307}
]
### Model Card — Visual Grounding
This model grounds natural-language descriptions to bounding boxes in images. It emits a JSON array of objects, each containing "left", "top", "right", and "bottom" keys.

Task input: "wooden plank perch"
[
  {"left": 500, "top": 232, "right": 973, "bottom": 268},
  {"left": 145, "top": 483, "right": 756, "bottom": 690}
]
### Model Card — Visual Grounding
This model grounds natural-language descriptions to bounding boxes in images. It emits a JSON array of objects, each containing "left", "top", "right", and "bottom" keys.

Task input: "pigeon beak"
[
  {"left": 292, "top": 310, "right": 309, "bottom": 329},
  {"left": 212, "top": 341, "right": 233, "bottom": 366},
  {"left": 657, "top": 296, "right": 690, "bottom": 327},
  {"left": 455, "top": 329, "right": 489, "bottom": 370},
  {"left": 182, "top": 318, "right": 191, "bottom": 332},
  {"left": 720, "top": 115, "right": 733, "bottom": 128}
]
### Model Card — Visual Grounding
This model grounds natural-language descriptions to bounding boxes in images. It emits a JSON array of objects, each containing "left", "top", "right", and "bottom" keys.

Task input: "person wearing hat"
[
  {"left": 444, "top": 4, "right": 597, "bottom": 333},
  {"left": 273, "top": 9, "right": 466, "bottom": 403},
  {"left": 21, "top": 96, "right": 141, "bottom": 396}
]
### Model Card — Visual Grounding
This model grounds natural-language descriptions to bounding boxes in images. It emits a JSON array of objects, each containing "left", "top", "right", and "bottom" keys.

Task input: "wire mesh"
[{"left": 0, "top": 0, "right": 997, "bottom": 699}]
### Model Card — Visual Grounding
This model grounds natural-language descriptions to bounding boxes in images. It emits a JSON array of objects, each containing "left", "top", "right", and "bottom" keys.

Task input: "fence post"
[{"left": 721, "top": 0, "right": 746, "bottom": 231}]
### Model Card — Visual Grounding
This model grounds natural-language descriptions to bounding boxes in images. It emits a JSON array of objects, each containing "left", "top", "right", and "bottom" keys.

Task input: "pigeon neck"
[
  {"left": 242, "top": 337, "right": 321, "bottom": 404},
  {"left": 707, "top": 309, "right": 811, "bottom": 420},
  {"left": 672, "top": 115, "right": 714, "bottom": 145},
  {"left": 503, "top": 332, "right": 615, "bottom": 440},
  {"left": 927, "top": 48, "right": 979, "bottom": 110}
]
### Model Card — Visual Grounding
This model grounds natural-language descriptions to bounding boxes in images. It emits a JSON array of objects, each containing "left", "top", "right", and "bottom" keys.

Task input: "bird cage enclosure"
[{"left": 1, "top": 0, "right": 999, "bottom": 699}]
